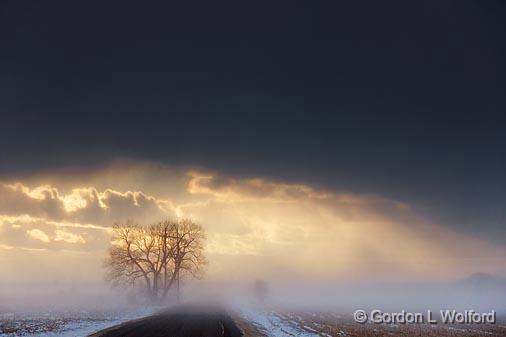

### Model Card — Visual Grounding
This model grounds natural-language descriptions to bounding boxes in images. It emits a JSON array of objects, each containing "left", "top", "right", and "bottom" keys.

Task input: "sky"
[{"left": 0, "top": 1, "right": 505, "bottom": 298}]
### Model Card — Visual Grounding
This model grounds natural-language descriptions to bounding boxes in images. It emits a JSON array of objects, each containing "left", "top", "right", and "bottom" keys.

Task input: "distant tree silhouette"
[
  {"left": 252, "top": 279, "right": 269, "bottom": 303},
  {"left": 104, "top": 219, "right": 206, "bottom": 303}
]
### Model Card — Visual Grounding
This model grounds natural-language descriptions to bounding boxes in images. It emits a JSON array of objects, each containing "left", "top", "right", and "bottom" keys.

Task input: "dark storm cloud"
[{"left": 0, "top": 1, "right": 505, "bottom": 241}]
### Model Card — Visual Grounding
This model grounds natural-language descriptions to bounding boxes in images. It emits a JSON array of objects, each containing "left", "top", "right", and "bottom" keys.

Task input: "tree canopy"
[{"left": 104, "top": 219, "right": 206, "bottom": 303}]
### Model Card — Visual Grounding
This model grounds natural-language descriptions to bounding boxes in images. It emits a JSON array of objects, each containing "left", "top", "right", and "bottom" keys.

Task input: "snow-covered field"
[
  {"left": 0, "top": 307, "right": 156, "bottom": 337},
  {"left": 3, "top": 305, "right": 505, "bottom": 337},
  {"left": 236, "top": 307, "right": 506, "bottom": 337}
]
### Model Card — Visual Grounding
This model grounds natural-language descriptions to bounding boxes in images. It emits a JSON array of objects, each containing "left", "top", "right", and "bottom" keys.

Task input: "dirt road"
[{"left": 88, "top": 306, "right": 244, "bottom": 337}]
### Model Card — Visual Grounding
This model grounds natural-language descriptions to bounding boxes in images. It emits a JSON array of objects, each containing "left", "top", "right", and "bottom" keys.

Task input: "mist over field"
[{"left": 2, "top": 268, "right": 505, "bottom": 314}]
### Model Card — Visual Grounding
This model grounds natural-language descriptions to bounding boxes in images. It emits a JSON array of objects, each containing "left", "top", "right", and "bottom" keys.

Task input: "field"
[
  {"left": 236, "top": 308, "right": 506, "bottom": 337},
  {"left": 1, "top": 306, "right": 505, "bottom": 337},
  {"left": 0, "top": 307, "right": 154, "bottom": 337}
]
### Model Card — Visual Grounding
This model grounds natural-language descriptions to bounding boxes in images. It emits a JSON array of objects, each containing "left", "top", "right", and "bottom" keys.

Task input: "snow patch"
[{"left": 237, "top": 307, "right": 318, "bottom": 337}]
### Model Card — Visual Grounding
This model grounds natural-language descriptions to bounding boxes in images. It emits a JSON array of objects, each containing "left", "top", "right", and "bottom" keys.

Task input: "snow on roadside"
[
  {"left": 237, "top": 307, "right": 318, "bottom": 337},
  {"left": 0, "top": 306, "right": 159, "bottom": 337}
]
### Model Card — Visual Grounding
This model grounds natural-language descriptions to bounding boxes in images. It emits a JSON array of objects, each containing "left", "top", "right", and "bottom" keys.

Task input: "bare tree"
[
  {"left": 104, "top": 219, "right": 207, "bottom": 303},
  {"left": 169, "top": 218, "right": 207, "bottom": 302}
]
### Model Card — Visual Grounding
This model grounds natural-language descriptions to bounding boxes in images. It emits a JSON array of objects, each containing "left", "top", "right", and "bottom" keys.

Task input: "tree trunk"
[
  {"left": 176, "top": 270, "right": 180, "bottom": 303},
  {"left": 161, "top": 266, "right": 179, "bottom": 301}
]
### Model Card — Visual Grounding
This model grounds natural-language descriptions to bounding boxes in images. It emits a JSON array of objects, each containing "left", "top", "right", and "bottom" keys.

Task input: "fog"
[
  {"left": 0, "top": 283, "right": 128, "bottom": 312},
  {"left": 2, "top": 273, "right": 505, "bottom": 316},
  {"left": 188, "top": 274, "right": 506, "bottom": 314}
]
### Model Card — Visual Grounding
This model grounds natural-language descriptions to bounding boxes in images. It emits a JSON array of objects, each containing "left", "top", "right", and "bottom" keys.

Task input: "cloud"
[
  {"left": 27, "top": 229, "right": 50, "bottom": 243},
  {"left": 0, "top": 183, "right": 66, "bottom": 220},
  {"left": 0, "top": 214, "right": 112, "bottom": 252},
  {"left": 54, "top": 230, "right": 85, "bottom": 244},
  {"left": 0, "top": 178, "right": 178, "bottom": 257},
  {"left": 181, "top": 171, "right": 506, "bottom": 282},
  {"left": 187, "top": 171, "right": 331, "bottom": 202},
  {"left": 0, "top": 182, "right": 177, "bottom": 226},
  {"left": 0, "top": 162, "right": 505, "bottom": 285}
]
